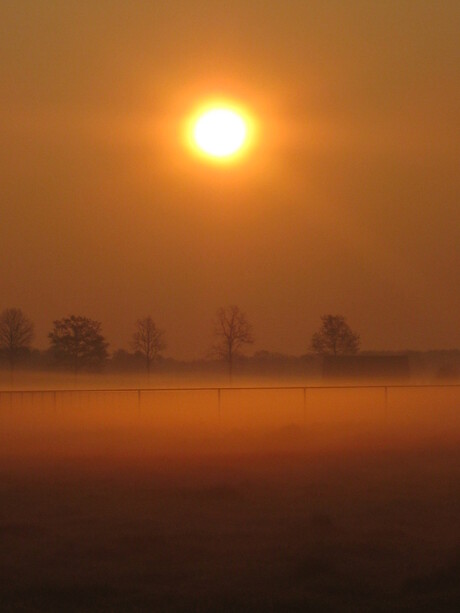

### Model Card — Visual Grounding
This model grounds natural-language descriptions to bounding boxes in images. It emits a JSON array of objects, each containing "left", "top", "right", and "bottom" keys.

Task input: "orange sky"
[{"left": 1, "top": 1, "right": 459, "bottom": 358}]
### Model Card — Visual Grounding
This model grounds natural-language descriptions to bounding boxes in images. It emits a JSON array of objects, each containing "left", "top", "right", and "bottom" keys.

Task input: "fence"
[
  {"left": 1, "top": 383, "right": 459, "bottom": 415},
  {"left": 1, "top": 384, "right": 459, "bottom": 457}
]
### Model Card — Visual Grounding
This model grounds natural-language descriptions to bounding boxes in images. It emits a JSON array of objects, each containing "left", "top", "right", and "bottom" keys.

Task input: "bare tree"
[
  {"left": 0, "top": 307, "right": 34, "bottom": 373},
  {"left": 213, "top": 305, "right": 254, "bottom": 382},
  {"left": 48, "top": 315, "right": 109, "bottom": 372},
  {"left": 131, "top": 316, "right": 165, "bottom": 376},
  {"left": 310, "top": 314, "right": 360, "bottom": 355}
]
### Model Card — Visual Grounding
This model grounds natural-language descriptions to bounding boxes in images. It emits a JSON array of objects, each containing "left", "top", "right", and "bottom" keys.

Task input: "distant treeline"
[
  {"left": 0, "top": 307, "right": 459, "bottom": 380},
  {"left": 0, "top": 346, "right": 459, "bottom": 381}
]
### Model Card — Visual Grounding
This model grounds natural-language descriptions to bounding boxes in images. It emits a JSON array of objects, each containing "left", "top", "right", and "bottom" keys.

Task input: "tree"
[
  {"left": 213, "top": 305, "right": 254, "bottom": 382},
  {"left": 48, "top": 315, "right": 109, "bottom": 372},
  {"left": 131, "top": 316, "right": 165, "bottom": 375},
  {"left": 0, "top": 307, "right": 34, "bottom": 372},
  {"left": 310, "top": 314, "right": 360, "bottom": 355}
]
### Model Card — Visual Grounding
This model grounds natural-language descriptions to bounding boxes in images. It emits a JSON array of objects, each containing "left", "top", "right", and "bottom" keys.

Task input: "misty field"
[{"left": 1, "top": 386, "right": 459, "bottom": 611}]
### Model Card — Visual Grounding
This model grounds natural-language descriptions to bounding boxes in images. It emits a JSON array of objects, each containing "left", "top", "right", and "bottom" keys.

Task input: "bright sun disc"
[{"left": 193, "top": 108, "right": 247, "bottom": 158}]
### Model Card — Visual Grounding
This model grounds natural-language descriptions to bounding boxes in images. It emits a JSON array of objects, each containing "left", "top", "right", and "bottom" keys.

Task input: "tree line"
[{"left": 0, "top": 306, "right": 360, "bottom": 379}]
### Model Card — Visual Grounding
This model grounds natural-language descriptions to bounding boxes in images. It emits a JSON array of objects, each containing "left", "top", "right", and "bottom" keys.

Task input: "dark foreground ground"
[{"left": 1, "top": 441, "right": 460, "bottom": 612}]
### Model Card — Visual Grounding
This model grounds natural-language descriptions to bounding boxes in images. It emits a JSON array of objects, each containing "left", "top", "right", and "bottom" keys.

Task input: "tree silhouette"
[
  {"left": 131, "top": 316, "right": 165, "bottom": 376},
  {"left": 0, "top": 307, "right": 34, "bottom": 373},
  {"left": 310, "top": 314, "right": 360, "bottom": 355},
  {"left": 213, "top": 305, "right": 254, "bottom": 382},
  {"left": 48, "top": 315, "right": 109, "bottom": 372}
]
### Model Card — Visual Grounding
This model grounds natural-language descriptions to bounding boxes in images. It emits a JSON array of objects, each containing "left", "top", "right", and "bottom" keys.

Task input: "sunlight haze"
[{"left": 1, "top": 0, "right": 459, "bottom": 358}]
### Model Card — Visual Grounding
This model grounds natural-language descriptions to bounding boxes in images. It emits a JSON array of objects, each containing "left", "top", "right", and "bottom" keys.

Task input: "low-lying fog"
[
  {"left": 1, "top": 373, "right": 459, "bottom": 462},
  {"left": 1, "top": 374, "right": 459, "bottom": 610}
]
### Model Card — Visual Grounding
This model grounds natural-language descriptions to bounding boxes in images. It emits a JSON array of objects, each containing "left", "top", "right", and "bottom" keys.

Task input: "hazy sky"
[{"left": 1, "top": 1, "right": 459, "bottom": 358}]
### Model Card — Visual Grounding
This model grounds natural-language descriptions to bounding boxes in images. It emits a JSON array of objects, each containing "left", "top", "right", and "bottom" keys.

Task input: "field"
[{"left": 1, "top": 385, "right": 459, "bottom": 611}]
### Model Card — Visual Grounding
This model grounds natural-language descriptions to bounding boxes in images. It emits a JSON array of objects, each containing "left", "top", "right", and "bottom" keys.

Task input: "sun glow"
[{"left": 188, "top": 103, "right": 253, "bottom": 162}]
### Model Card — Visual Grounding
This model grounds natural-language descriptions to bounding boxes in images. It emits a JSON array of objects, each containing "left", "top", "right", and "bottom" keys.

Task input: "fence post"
[
  {"left": 217, "top": 388, "right": 221, "bottom": 424},
  {"left": 303, "top": 387, "right": 307, "bottom": 423}
]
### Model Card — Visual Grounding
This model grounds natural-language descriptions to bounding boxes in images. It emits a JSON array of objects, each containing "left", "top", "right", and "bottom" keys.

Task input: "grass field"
[{"left": 1, "top": 387, "right": 459, "bottom": 611}]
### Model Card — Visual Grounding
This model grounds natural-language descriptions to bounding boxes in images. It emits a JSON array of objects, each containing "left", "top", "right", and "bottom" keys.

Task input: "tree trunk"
[
  {"left": 146, "top": 357, "right": 151, "bottom": 382},
  {"left": 228, "top": 355, "right": 233, "bottom": 386},
  {"left": 9, "top": 355, "right": 14, "bottom": 389}
]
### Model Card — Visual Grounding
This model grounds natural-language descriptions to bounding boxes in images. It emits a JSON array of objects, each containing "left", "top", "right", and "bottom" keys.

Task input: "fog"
[
  {"left": 2, "top": 380, "right": 460, "bottom": 610},
  {"left": 2, "top": 1, "right": 459, "bottom": 608},
  {"left": 2, "top": 381, "right": 459, "bottom": 462}
]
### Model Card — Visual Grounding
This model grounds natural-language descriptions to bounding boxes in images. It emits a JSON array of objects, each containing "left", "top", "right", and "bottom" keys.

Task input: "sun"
[
  {"left": 191, "top": 106, "right": 250, "bottom": 161},
  {"left": 194, "top": 109, "right": 246, "bottom": 157}
]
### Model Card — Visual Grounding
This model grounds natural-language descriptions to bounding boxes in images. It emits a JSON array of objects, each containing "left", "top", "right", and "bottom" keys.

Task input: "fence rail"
[{"left": 1, "top": 383, "right": 459, "bottom": 413}]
